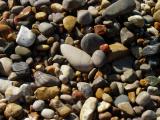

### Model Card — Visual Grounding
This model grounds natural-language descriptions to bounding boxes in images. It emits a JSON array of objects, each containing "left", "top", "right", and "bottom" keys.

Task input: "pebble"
[
  {"left": 0, "top": 102, "right": 6, "bottom": 113},
  {"left": 91, "top": 50, "right": 106, "bottom": 67},
  {"left": 136, "top": 91, "right": 151, "bottom": 106},
  {"left": 77, "top": 82, "right": 93, "bottom": 98},
  {"left": 34, "top": 86, "right": 60, "bottom": 100},
  {"left": 50, "top": 98, "right": 72, "bottom": 117},
  {"left": 92, "top": 76, "right": 108, "bottom": 90},
  {"left": 107, "top": 43, "right": 129, "bottom": 62},
  {"left": 142, "top": 44, "right": 160, "bottom": 56},
  {"left": 147, "top": 86, "right": 159, "bottom": 95},
  {"left": 121, "top": 69, "right": 137, "bottom": 83},
  {"left": 153, "top": 10, "right": 160, "bottom": 22},
  {"left": 51, "top": 3, "right": 63, "bottom": 12},
  {"left": 128, "top": 15, "right": 145, "bottom": 27},
  {"left": 0, "top": 57, "right": 12, "bottom": 76},
  {"left": 62, "top": 0, "right": 83, "bottom": 11},
  {"left": 131, "top": 46, "right": 143, "bottom": 59},
  {"left": 34, "top": 71, "right": 60, "bottom": 87},
  {"left": 145, "top": 76, "right": 160, "bottom": 87},
  {"left": 120, "top": 27, "right": 135, "bottom": 45},
  {"left": 63, "top": 16, "right": 76, "bottom": 32},
  {"left": 16, "top": 26, "right": 36, "bottom": 47},
  {"left": 114, "top": 95, "right": 129, "bottom": 107},
  {"left": 102, "top": 0, "right": 136, "bottom": 18},
  {"left": 94, "top": 25, "right": 107, "bottom": 36},
  {"left": 4, "top": 103, "right": 23, "bottom": 118},
  {"left": 60, "top": 65, "right": 74, "bottom": 80},
  {"left": 81, "top": 33, "right": 105, "bottom": 54},
  {"left": 60, "top": 44, "right": 93, "bottom": 72},
  {"left": 35, "top": 12, "right": 47, "bottom": 21},
  {"left": 15, "top": 46, "right": 31, "bottom": 56},
  {"left": 41, "top": 108, "right": 54, "bottom": 119},
  {"left": 97, "top": 101, "right": 111, "bottom": 113},
  {"left": 118, "top": 101, "right": 135, "bottom": 115},
  {"left": 0, "top": 78, "right": 13, "bottom": 93},
  {"left": 102, "top": 93, "right": 113, "bottom": 103},
  {"left": 141, "top": 110, "right": 156, "bottom": 120},
  {"left": 5, "top": 86, "right": 22, "bottom": 102},
  {"left": 80, "top": 97, "right": 97, "bottom": 120},
  {"left": 88, "top": 6, "right": 98, "bottom": 16},
  {"left": 32, "top": 100, "right": 45, "bottom": 111},
  {"left": 12, "top": 62, "right": 30, "bottom": 77},
  {"left": 38, "top": 22, "right": 54, "bottom": 36},
  {"left": 0, "top": 1, "right": 7, "bottom": 11}
]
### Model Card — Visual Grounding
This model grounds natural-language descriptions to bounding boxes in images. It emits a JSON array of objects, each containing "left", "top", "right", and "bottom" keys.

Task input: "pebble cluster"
[{"left": 0, "top": 0, "right": 160, "bottom": 120}]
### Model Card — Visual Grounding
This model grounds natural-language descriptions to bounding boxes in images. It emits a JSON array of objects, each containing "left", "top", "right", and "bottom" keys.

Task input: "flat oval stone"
[
  {"left": 102, "top": 0, "right": 136, "bottom": 18},
  {"left": 41, "top": 108, "right": 54, "bottom": 119},
  {"left": 60, "top": 44, "right": 93, "bottom": 72},
  {"left": 16, "top": 26, "right": 36, "bottom": 47},
  {"left": 15, "top": 46, "right": 31, "bottom": 56},
  {"left": 81, "top": 33, "right": 105, "bottom": 54}
]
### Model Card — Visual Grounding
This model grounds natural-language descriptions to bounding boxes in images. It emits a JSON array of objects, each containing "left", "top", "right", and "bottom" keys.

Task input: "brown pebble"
[
  {"left": 94, "top": 25, "right": 107, "bottom": 35},
  {"left": 128, "top": 91, "right": 136, "bottom": 103},
  {"left": 140, "top": 79, "right": 149, "bottom": 87},
  {"left": 95, "top": 88, "right": 104, "bottom": 99},
  {"left": 35, "top": 12, "right": 47, "bottom": 20}
]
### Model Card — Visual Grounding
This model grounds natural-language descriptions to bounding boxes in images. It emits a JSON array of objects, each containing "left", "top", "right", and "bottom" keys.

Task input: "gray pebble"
[
  {"left": 60, "top": 44, "right": 93, "bottom": 72},
  {"left": 62, "top": 0, "right": 83, "bottom": 11},
  {"left": 38, "top": 22, "right": 54, "bottom": 36},
  {"left": 32, "top": 100, "right": 45, "bottom": 111},
  {"left": 81, "top": 33, "right": 105, "bottom": 54},
  {"left": 141, "top": 110, "right": 156, "bottom": 120},
  {"left": 91, "top": 50, "right": 106, "bottom": 67},
  {"left": 77, "top": 82, "right": 93, "bottom": 98},
  {"left": 77, "top": 10, "right": 93, "bottom": 25},
  {"left": 120, "top": 27, "right": 135, "bottom": 45}
]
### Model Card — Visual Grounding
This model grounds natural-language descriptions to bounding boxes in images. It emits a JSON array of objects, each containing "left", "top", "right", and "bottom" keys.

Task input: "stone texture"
[{"left": 0, "top": 57, "right": 12, "bottom": 76}]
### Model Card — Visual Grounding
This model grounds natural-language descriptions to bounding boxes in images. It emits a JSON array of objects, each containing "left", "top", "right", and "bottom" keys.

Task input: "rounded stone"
[
  {"left": 35, "top": 12, "right": 47, "bottom": 20},
  {"left": 136, "top": 91, "right": 151, "bottom": 106},
  {"left": 81, "top": 33, "right": 105, "bottom": 54},
  {"left": 38, "top": 22, "right": 54, "bottom": 36},
  {"left": 153, "top": 10, "right": 160, "bottom": 22},
  {"left": 91, "top": 50, "right": 106, "bottom": 67},
  {"left": 0, "top": 57, "right": 12, "bottom": 76},
  {"left": 77, "top": 10, "right": 93, "bottom": 25},
  {"left": 63, "top": 16, "right": 76, "bottom": 32},
  {"left": 41, "top": 108, "right": 54, "bottom": 119},
  {"left": 15, "top": 46, "right": 31, "bottom": 56},
  {"left": 4, "top": 103, "right": 23, "bottom": 118},
  {"left": 80, "top": 97, "right": 97, "bottom": 120},
  {"left": 16, "top": 26, "right": 36, "bottom": 47},
  {"left": 141, "top": 110, "right": 156, "bottom": 120},
  {"left": 32, "top": 100, "right": 45, "bottom": 111},
  {"left": 60, "top": 44, "right": 93, "bottom": 72},
  {"left": 128, "top": 15, "right": 144, "bottom": 27}
]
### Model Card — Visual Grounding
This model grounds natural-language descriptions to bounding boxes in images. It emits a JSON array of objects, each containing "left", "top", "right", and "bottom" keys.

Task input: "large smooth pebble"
[
  {"left": 16, "top": 26, "right": 36, "bottom": 47},
  {"left": 80, "top": 97, "right": 97, "bottom": 120},
  {"left": 60, "top": 44, "right": 93, "bottom": 72},
  {"left": 81, "top": 33, "right": 105, "bottom": 54},
  {"left": 32, "top": 100, "right": 45, "bottom": 111}
]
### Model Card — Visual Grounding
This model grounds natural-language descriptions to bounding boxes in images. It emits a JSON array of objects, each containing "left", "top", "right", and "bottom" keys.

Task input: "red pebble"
[{"left": 99, "top": 44, "right": 110, "bottom": 53}]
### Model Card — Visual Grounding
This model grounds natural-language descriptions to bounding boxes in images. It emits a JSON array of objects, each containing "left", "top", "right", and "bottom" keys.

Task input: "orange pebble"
[
  {"left": 99, "top": 44, "right": 110, "bottom": 53},
  {"left": 154, "top": 22, "right": 160, "bottom": 31}
]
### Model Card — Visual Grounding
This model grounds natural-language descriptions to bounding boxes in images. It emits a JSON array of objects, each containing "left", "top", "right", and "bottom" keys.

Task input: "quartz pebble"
[
  {"left": 16, "top": 26, "right": 36, "bottom": 47},
  {"left": 0, "top": 57, "right": 12, "bottom": 76}
]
